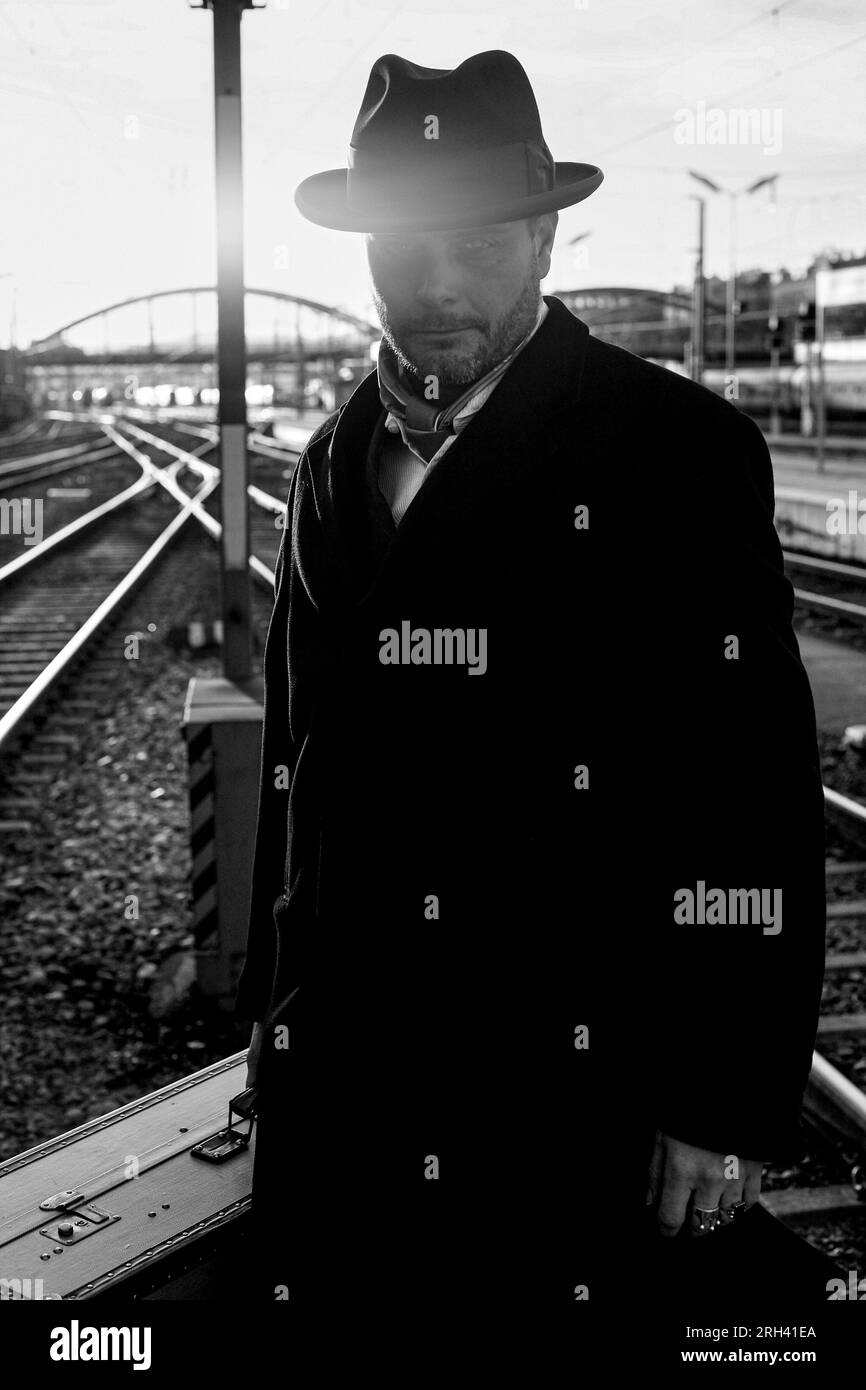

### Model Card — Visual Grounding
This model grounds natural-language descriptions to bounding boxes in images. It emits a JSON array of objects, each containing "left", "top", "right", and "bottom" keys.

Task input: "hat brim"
[{"left": 293, "top": 162, "right": 603, "bottom": 232}]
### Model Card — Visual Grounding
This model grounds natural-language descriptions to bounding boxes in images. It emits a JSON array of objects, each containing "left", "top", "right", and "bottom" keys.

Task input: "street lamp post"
[
  {"left": 688, "top": 171, "right": 779, "bottom": 386},
  {"left": 726, "top": 189, "right": 738, "bottom": 379},
  {"left": 688, "top": 196, "right": 705, "bottom": 384}
]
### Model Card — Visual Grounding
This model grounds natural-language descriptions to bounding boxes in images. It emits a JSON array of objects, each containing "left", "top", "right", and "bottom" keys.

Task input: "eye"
[{"left": 376, "top": 239, "right": 417, "bottom": 257}]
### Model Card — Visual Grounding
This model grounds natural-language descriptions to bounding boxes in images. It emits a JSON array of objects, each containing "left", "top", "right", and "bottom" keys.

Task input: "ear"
[{"left": 534, "top": 212, "right": 558, "bottom": 280}]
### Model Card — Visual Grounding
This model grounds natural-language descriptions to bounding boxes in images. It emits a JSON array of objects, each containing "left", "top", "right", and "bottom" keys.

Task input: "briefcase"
[{"left": 0, "top": 1052, "right": 255, "bottom": 1301}]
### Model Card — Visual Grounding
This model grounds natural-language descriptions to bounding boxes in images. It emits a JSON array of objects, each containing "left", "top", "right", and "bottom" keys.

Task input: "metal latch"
[
  {"left": 190, "top": 1086, "right": 257, "bottom": 1164},
  {"left": 39, "top": 1203, "right": 120, "bottom": 1245},
  {"left": 40, "top": 1189, "right": 85, "bottom": 1211}
]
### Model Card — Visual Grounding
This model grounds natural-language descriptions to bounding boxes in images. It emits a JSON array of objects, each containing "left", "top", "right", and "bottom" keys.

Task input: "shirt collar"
[{"left": 379, "top": 297, "right": 548, "bottom": 464}]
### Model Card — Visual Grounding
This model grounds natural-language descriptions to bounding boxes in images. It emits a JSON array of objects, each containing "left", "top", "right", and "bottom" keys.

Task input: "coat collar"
[{"left": 305, "top": 294, "right": 589, "bottom": 608}]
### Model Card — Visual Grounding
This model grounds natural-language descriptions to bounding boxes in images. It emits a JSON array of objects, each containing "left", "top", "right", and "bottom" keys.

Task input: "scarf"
[{"left": 376, "top": 300, "right": 546, "bottom": 464}]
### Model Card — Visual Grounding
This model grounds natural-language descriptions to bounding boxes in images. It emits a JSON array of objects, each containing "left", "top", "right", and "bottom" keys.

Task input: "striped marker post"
[
  {"left": 188, "top": 725, "right": 218, "bottom": 953},
  {"left": 183, "top": 675, "right": 264, "bottom": 1009}
]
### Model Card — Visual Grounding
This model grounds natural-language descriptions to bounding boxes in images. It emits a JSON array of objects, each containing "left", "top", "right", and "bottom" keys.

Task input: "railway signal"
[{"left": 797, "top": 300, "right": 816, "bottom": 343}]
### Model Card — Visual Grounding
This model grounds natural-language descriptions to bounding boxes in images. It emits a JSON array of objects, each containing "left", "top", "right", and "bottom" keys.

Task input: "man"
[{"left": 237, "top": 51, "right": 829, "bottom": 1317}]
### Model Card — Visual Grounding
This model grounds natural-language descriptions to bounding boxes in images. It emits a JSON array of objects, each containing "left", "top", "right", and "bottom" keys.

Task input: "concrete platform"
[
  {"left": 798, "top": 632, "right": 866, "bottom": 735},
  {"left": 771, "top": 443, "right": 866, "bottom": 562},
  {"left": 772, "top": 447, "right": 866, "bottom": 494},
  {"left": 767, "top": 432, "right": 866, "bottom": 453}
]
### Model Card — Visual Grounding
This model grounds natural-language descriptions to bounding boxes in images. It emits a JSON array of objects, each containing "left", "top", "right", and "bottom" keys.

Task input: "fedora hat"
[{"left": 294, "top": 50, "right": 603, "bottom": 233}]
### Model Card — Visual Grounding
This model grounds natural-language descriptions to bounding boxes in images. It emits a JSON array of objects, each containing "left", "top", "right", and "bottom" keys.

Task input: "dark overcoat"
[{"left": 236, "top": 293, "right": 827, "bottom": 1314}]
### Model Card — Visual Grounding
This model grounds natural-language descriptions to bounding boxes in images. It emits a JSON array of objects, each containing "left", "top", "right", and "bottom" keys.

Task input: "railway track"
[
  {"left": 0, "top": 414, "right": 298, "bottom": 828},
  {"left": 0, "top": 425, "right": 122, "bottom": 468},
  {"left": 105, "top": 418, "right": 294, "bottom": 588},
  {"left": 759, "top": 793, "right": 866, "bottom": 1246},
  {"left": 783, "top": 549, "right": 866, "bottom": 625},
  {"left": 0, "top": 419, "right": 103, "bottom": 461},
  {"left": 0, "top": 453, "right": 144, "bottom": 568},
  {"left": 0, "top": 425, "right": 224, "bottom": 830},
  {"left": 0, "top": 435, "right": 123, "bottom": 494}
]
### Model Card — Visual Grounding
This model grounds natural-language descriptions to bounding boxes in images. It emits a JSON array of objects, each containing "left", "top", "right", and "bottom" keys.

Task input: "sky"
[{"left": 1, "top": 0, "right": 865, "bottom": 347}]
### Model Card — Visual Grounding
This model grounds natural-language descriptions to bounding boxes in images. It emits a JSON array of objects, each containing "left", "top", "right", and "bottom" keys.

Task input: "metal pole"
[
  {"left": 296, "top": 301, "right": 306, "bottom": 406},
  {"left": 815, "top": 260, "right": 828, "bottom": 476},
  {"left": 769, "top": 340, "right": 781, "bottom": 437},
  {"left": 769, "top": 272, "right": 781, "bottom": 437},
  {"left": 726, "top": 192, "right": 737, "bottom": 381},
  {"left": 200, "top": 0, "right": 254, "bottom": 682},
  {"left": 691, "top": 196, "right": 705, "bottom": 384}
]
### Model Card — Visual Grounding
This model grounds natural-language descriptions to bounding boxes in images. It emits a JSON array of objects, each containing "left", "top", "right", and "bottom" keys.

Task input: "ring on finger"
[
  {"left": 692, "top": 1205, "right": 720, "bottom": 1233},
  {"left": 718, "top": 1199, "right": 748, "bottom": 1224}
]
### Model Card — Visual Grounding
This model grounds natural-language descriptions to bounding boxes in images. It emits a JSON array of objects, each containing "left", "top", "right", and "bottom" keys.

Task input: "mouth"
[{"left": 411, "top": 326, "right": 478, "bottom": 337}]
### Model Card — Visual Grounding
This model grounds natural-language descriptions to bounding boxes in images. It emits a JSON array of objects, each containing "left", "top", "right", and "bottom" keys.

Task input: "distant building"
[
  {"left": 0, "top": 347, "right": 28, "bottom": 425},
  {"left": 555, "top": 255, "right": 866, "bottom": 369}
]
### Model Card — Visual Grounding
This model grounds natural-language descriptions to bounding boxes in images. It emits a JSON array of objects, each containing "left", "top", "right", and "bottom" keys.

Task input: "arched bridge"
[
  {"left": 23, "top": 288, "right": 379, "bottom": 411},
  {"left": 25, "top": 288, "right": 377, "bottom": 366}
]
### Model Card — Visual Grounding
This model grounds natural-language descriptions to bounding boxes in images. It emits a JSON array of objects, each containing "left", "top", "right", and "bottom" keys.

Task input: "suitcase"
[{"left": 0, "top": 1052, "right": 255, "bottom": 1301}]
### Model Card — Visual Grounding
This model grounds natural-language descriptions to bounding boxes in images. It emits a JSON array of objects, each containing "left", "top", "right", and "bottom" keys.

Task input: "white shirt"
[{"left": 376, "top": 298, "right": 549, "bottom": 526}]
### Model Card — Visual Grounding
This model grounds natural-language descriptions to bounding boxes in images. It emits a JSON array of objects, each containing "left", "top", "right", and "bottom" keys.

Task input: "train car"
[{"left": 701, "top": 361, "right": 866, "bottom": 430}]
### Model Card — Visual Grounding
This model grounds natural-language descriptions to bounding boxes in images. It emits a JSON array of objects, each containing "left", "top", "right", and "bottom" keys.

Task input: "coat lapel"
[{"left": 307, "top": 294, "right": 590, "bottom": 609}]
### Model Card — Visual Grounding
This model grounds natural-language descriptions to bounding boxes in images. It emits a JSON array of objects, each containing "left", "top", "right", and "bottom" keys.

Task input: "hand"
[
  {"left": 646, "top": 1130, "right": 763, "bottom": 1238},
  {"left": 245, "top": 1022, "right": 263, "bottom": 1089}
]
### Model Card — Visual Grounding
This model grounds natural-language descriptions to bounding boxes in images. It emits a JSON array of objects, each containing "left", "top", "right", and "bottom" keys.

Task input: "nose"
[{"left": 413, "top": 250, "right": 461, "bottom": 310}]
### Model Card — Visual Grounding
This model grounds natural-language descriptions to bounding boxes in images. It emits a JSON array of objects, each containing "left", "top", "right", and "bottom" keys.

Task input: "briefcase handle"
[{"left": 190, "top": 1086, "right": 258, "bottom": 1165}]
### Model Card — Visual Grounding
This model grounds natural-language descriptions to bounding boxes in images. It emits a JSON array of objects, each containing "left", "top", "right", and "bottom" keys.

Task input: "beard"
[{"left": 372, "top": 252, "right": 542, "bottom": 390}]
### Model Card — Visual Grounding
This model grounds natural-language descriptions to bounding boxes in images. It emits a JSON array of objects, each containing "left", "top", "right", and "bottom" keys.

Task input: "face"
[{"left": 365, "top": 215, "right": 557, "bottom": 387}]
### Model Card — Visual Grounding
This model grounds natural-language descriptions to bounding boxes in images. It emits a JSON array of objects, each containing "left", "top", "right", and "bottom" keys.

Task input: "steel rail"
[
  {"left": 799, "top": 787, "right": 866, "bottom": 1169},
  {"left": 784, "top": 550, "right": 866, "bottom": 581},
  {"left": 0, "top": 448, "right": 125, "bottom": 492},
  {"left": 247, "top": 483, "right": 284, "bottom": 514},
  {"left": 0, "top": 427, "right": 216, "bottom": 585},
  {"left": 101, "top": 424, "right": 220, "bottom": 527},
  {"left": 0, "top": 419, "right": 41, "bottom": 444},
  {"left": 0, "top": 461, "right": 220, "bottom": 756},
  {"left": 109, "top": 420, "right": 277, "bottom": 590},
  {"left": 793, "top": 587, "right": 866, "bottom": 621},
  {"left": 248, "top": 431, "right": 303, "bottom": 461},
  {"left": 807, "top": 1051, "right": 866, "bottom": 1139},
  {"left": 824, "top": 785, "right": 866, "bottom": 826},
  {"left": 0, "top": 438, "right": 117, "bottom": 479},
  {"left": 0, "top": 471, "right": 156, "bottom": 585},
  {"left": 162, "top": 417, "right": 302, "bottom": 463}
]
